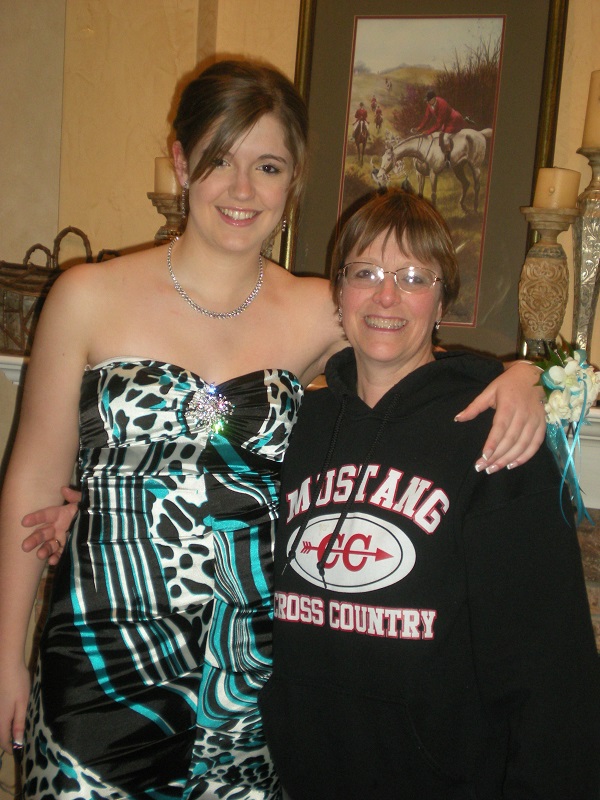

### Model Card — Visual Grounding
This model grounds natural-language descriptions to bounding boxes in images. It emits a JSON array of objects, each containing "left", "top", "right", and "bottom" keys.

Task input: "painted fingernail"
[
  {"left": 485, "top": 464, "right": 499, "bottom": 474},
  {"left": 12, "top": 741, "right": 23, "bottom": 763},
  {"left": 474, "top": 462, "right": 484, "bottom": 472},
  {"left": 506, "top": 462, "right": 516, "bottom": 470}
]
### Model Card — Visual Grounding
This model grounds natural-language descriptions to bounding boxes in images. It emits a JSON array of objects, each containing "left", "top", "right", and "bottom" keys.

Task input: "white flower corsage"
[{"left": 539, "top": 344, "right": 599, "bottom": 524}]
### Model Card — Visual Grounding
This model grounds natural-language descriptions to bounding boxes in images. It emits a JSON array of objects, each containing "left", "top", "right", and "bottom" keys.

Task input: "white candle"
[
  {"left": 532, "top": 167, "right": 581, "bottom": 209},
  {"left": 582, "top": 70, "right": 600, "bottom": 148},
  {"left": 154, "top": 157, "right": 181, "bottom": 195}
]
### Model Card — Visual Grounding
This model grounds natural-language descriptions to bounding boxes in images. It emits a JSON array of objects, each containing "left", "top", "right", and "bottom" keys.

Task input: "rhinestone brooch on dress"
[{"left": 185, "top": 384, "right": 233, "bottom": 433}]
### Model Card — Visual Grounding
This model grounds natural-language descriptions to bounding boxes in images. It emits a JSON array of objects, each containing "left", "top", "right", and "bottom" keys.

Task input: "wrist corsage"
[{"left": 538, "top": 343, "right": 599, "bottom": 524}]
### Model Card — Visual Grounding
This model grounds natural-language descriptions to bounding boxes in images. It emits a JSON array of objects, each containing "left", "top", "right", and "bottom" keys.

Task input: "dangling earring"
[
  {"left": 338, "top": 307, "right": 343, "bottom": 323},
  {"left": 180, "top": 181, "right": 188, "bottom": 218},
  {"left": 281, "top": 217, "right": 288, "bottom": 234},
  {"left": 434, "top": 319, "right": 441, "bottom": 331}
]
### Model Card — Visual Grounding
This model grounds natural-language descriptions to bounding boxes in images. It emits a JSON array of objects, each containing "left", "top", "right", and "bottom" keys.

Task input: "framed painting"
[{"left": 286, "top": 0, "right": 568, "bottom": 358}]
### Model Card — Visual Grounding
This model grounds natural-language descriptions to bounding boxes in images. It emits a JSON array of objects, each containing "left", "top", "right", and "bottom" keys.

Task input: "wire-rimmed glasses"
[{"left": 340, "top": 262, "right": 444, "bottom": 294}]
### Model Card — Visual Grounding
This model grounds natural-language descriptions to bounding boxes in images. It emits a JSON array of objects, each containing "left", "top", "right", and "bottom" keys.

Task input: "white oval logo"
[{"left": 288, "top": 512, "right": 416, "bottom": 593}]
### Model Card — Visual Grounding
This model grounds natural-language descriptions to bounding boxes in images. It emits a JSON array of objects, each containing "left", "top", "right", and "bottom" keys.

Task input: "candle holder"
[
  {"left": 147, "top": 192, "right": 184, "bottom": 243},
  {"left": 518, "top": 206, "right": 579, "bottom": 358},
  {"left": 572, "top": 147, "right": 600, "bottom": 358}
]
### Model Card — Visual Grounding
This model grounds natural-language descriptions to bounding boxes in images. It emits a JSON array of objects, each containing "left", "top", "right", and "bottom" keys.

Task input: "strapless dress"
[{"left": 24, "top": 359, "right": 303, "bottom": 800}]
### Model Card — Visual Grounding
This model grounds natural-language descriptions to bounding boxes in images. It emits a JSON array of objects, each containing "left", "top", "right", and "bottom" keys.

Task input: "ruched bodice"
[
  {"left": 79, "top": 358, "right": 299, "bottom": 456},
  {"left": 24, "top": 359, "right": 303, "bottom": 800}
]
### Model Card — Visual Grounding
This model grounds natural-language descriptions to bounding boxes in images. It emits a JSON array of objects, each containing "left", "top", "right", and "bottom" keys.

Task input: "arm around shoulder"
[{"left": 456, "top": 360, "right": 546, "bottom": 472}]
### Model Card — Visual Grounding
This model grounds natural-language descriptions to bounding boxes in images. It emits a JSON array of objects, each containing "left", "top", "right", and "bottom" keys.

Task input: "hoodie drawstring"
[
  {"left": 283, "top": 393, "right": 399, "bottom": 589},
  {"left": 283, "top": 396, "right": 348, "bottom": 574},
  {"left": 315, "top": 395, "right": 398, "bottom": 586}
]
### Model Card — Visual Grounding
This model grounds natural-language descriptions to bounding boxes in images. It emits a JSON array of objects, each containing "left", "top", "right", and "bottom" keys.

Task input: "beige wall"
[
  {"left": 0, "top": 0, "right": 66, "bottom": 263},
  {"left": 215, "top": 0, "right": 300, "bottom": 78},
  {"left": 58, "top": 0, "right": 200, "bottom": 262}
]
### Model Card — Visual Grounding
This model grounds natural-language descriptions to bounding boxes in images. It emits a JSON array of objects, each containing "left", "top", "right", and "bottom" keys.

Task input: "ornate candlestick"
[
  {"left": 518, "top": 207, "right": 578, "bottom": 358},
  {"left": 147, "top": 192, "right": 184, "bottom": 243},
  {"left": 572, "top": 147, "right": 600, "bottom": 357}
]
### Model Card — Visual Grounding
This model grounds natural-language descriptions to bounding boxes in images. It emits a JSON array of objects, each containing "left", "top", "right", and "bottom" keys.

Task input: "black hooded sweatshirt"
[{"left": 260, "top": 348, "right": 600, "bottom": 800}]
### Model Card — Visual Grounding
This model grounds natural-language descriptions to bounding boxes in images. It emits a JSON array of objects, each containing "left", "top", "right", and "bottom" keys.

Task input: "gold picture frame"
[{"left": 284, "top": 0, "right": 568, "bottom": 359}]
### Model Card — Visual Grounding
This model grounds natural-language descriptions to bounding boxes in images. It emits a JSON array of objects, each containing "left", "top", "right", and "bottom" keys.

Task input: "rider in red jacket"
[
  {"left": 412, "top": 90, "right": 469, "bottom": 166},
  {"left": 353, "top": 101, "right": 368, "bottom": 130}
]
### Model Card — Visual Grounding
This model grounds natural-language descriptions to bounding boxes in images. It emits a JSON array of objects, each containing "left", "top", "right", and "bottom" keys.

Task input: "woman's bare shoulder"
[
  {"left": 269, "top": 265, "right": 332, "bottom": 306},
  {"left": 51, "top": 246, "right": 161, "bottom": 298},
  {"left": 265, "top": 266, "right": 344, "bottom": 383}
]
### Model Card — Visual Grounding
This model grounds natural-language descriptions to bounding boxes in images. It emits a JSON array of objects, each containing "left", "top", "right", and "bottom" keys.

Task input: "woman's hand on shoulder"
[{"left": 455, "top": 361, "right": 545, "bottom": 472}]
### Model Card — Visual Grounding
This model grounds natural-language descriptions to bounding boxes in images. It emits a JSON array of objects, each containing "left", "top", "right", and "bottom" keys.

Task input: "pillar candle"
[
  {"left": 154, "top": 157, "right": 181, "bottom": 195},
  {"left": 532, "top": 167, "right": 581, "bottom": 209},
  {"left": 582, "top": 70, "right": 600, "bottom": 148}
]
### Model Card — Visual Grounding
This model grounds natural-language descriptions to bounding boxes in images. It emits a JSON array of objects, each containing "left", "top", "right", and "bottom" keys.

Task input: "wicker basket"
[{"left": 0, "top": 227, "right": 101, "bottom": 355}]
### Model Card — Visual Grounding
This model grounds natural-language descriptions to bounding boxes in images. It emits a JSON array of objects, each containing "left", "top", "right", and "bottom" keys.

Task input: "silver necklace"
[{"left": 166, "top": 238, "right": 264, "bottom": 319}]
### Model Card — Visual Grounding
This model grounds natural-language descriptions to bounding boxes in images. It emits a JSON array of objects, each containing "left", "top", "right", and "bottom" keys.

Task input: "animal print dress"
[{"left": 24, "top": 359, "right": 303, "bottom": 800}]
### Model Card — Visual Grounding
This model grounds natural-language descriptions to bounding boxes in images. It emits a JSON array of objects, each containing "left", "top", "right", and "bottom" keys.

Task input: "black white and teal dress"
[{"left": 24, "top": 359, "right": 303, "bottom": 800}]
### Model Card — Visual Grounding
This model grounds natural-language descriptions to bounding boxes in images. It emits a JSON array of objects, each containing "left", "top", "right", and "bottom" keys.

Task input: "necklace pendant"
[{"left": 185, "top": 384, "right": 234, "bottom": 433}]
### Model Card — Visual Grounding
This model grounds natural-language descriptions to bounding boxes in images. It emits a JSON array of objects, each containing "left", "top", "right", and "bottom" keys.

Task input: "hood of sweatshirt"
[
  {"left": 284, "top": 347, "right": 503, "bottom": 582},
  {"left": 324, "top": 346, "right": 502, "bottom": 417}
]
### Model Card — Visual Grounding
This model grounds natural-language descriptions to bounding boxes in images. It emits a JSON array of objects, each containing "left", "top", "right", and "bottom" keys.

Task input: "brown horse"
[{"left": 353, "top": 119, "right": 369, "bottom": 165}]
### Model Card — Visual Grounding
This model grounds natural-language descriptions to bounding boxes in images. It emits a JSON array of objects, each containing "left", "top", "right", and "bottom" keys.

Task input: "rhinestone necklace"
[{"left": 166, "top": 238, "right": 264, "bottom": 319}]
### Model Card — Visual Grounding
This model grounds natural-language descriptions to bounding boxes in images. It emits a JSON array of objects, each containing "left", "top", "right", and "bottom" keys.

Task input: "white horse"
[{"left": 371, "top": 129, "right": 492, "bottom": 212}]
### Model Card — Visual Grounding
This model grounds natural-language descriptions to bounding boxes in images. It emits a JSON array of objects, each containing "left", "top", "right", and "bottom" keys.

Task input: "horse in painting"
[{"left": 371, "top": 129, "right": 492, "bottom": 212}]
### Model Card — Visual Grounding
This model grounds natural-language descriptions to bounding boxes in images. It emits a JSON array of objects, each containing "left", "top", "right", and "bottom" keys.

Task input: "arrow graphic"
[{"left": 301, "top": 533, "right": 392, "bottom": 571}]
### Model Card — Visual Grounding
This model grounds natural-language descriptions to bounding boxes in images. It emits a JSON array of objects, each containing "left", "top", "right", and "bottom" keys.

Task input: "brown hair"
[
  {"left": 331, "top": 190, "right": 460, "bottom": 312},
  {"left": 174, "top": 60, "right": 309, "bottom": 213}
]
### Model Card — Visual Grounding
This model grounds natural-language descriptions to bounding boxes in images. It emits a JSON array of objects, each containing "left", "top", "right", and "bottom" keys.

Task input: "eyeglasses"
[{"left": 340, "top": 262, "right": 444, "bottom": 294}]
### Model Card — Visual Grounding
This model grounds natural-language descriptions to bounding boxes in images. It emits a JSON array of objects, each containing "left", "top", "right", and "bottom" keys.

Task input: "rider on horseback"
[
  {"left": 352, "top": 102, "right": 370, "bottom": 164},
  {"left": 353, "top": 101, "right": 369, "bottom": 131},
  {"left": 412, "top": 90, "right": 474, "bottom": 169}
]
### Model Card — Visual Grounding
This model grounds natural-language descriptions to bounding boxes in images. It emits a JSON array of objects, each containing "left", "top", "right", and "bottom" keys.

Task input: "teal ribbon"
[{"left": 545, "top": 376, "right": 592, "bottom": 526}]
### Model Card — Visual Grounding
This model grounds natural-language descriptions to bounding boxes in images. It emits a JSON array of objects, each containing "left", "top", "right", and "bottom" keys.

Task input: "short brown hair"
[
  {"left": 331, "top": 190, "right": 460, "bottom": 312},
  {"left": 174, "top": 60, "right": 309, "bottom": 213}
]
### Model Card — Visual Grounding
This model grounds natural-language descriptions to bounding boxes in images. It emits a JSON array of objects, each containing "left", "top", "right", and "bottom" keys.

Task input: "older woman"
[{"left": 260, "top": 190, "right": 600, "bottom": 799}]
